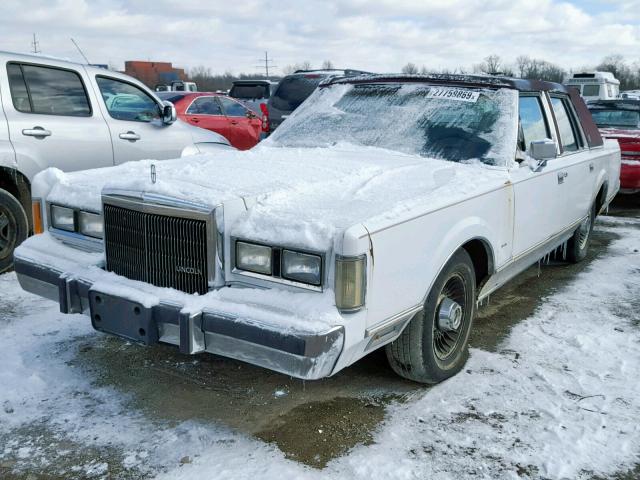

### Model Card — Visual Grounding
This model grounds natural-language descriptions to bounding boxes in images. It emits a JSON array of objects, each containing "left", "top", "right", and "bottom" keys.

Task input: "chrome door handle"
[
  {"left": 557, "top": 171, "right": 568, "bottom": 184},
  {"left": 22, "top": 127, "right": 51, "bottom": 137},
  {"left": 119, "top": 131, "right": 140, "bottom": 141}
]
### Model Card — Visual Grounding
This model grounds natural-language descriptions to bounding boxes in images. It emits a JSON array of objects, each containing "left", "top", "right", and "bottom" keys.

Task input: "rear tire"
[
  {"left": 567, "top": 203, "right": 595, "bottom": 264},
  {"left": 0, "top": 188, "right": 29, "bottom": 274},
  {"left": 386, "top": 249, "right": 476, "bottom": 384}
]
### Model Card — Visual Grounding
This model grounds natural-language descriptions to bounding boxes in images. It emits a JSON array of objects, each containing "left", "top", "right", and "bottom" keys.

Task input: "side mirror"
[
  {"left": 529, "top": 139, "right": 557, "bottom": 171},
  {"left": 162, "top": 101, "right": 177, "bottom": 125}
]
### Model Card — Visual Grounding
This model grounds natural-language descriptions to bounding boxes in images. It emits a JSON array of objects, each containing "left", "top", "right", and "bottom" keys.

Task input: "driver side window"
[
  {"left": 96, "top": 76, "right": 160, "bottom": 122},
  {"left": 518, "top": 95, "right": 550, "bottom": 152}
]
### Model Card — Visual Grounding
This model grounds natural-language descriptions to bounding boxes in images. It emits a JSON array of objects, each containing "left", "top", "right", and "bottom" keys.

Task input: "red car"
[
  {"left": 157, "top": 92, "right": 263, "bottom": 150},
  {"left": 589, "top": 100, "right": 640, "bottom": 193}
]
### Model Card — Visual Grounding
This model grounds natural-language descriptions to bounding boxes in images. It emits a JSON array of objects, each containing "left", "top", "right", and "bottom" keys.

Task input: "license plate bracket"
[{"left": 89, "top": 290, "right": 158, "bottom": 345}]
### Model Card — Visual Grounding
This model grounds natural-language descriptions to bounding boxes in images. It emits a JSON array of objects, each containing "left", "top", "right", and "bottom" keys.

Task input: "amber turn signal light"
[{"left": 32, "top": 199, "right": 44, "bottom": 234}]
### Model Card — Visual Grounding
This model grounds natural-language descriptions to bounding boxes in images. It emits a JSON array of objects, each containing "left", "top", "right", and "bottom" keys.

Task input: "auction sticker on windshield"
[{"left": 427, "top": 87, "right": 480, "bottom": 103}]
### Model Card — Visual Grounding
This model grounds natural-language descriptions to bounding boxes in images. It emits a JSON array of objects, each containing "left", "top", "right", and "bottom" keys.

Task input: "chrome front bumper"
[{"left": 14, "top": 256, "right": 344, "bottom": 380}]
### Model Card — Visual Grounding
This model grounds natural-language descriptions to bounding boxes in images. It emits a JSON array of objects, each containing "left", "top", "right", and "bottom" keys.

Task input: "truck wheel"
[
  {"left": 567, "top": 203, "right": 595, "bottom": 263},
  {"left": 0, "top": 188, "right": 28, "bottom": 274},
  {"left": 386, "top": 249, "right": 476, "bottom": 384}
]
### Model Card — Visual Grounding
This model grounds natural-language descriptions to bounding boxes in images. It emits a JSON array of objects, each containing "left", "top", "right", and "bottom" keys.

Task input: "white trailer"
[{"left": 565, "top": 72, "right": 620, "bottom": 101}]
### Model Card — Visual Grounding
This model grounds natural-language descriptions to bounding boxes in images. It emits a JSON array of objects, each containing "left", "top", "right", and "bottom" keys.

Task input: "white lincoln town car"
[{"left": 14, "top": 74, "right": 620, "bottom": 384}]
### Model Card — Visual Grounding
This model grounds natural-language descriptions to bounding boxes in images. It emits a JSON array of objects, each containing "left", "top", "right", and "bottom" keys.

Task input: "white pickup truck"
[
  {"left": 0, "top": 51, "right": 230, "bottom": 273},
  {"left": 14, "top": 74, "right": 620, "bottom": 384}
]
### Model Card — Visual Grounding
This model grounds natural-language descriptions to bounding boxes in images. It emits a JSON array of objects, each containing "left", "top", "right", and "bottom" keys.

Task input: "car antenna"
[{"left": 70, "top": 38, "right": 90, "bottom": 64}]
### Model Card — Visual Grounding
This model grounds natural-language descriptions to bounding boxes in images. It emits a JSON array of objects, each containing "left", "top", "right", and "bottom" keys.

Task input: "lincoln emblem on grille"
[
  {"left": 176, "top": 265, "right": 202, "bottom": 275},
  {"left": 150, "top": 164, "right": 156, "bottom": 184}
]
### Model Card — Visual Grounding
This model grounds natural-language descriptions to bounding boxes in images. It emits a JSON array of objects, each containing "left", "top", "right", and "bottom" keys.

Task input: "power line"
[
  {"left": 31, "top": 33, "right": 41, "bottom": 54},
  {"left": 254, "top": 51, "right": 277, "bottom": 78}
]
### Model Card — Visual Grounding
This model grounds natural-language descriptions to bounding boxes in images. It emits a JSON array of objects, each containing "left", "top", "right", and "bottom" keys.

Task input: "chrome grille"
[{"left": 103, "top": 203, "right": 209, "bottom": 295}]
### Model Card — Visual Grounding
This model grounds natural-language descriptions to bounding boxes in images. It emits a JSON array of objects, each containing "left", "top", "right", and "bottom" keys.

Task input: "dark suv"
[{"left": 267, "top": 69, "right": 368, "bottom": 131}]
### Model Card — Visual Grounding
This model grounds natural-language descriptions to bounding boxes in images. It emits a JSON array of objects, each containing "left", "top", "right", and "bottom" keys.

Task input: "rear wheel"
[
  {"left": 0, "top": 188, "right": 28, "bottom": 274},
  {"left": 567, "top": 203, "right": 595, "bottom": 263},
  {"left": 386, "top": 249, "right": 476, "bottom": 384}
]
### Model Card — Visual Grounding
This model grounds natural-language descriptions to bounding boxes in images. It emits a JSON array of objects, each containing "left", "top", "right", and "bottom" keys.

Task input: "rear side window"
[
  {"left": 582, "top": 84, "right": 600, "bottom": 97},
  {"left": 270, "top": 75, "right": 325, "bottom": 111},
  {"left": 518, "top": 96, "right": 550, "bottom": 151},
  {"left": 96, "top": 76, "right": 160, "bottom": 122},
  {"left": 550, "top": 97, "right": 579, "bottom": 152},
  {"left": 7, "top": 64, "right": 30, "bottom": 112},
  {"left": 186, "top": 97, "right": 223, "bottom": 115},
  {"left": 230, "top": 84, "right": 269, "bottom": 100},
  {"left": 7, "top": 63, "right": 91, "bottom": 116},
  {"left": 219, "top": 97, "right": 248, "bottom": 117}
]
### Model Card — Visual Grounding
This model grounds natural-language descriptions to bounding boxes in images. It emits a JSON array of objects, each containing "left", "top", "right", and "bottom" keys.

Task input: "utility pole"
[
  {"left": 255, "top": 51, "right": 277, "bottom": 78},
  {"left": 31, "top": 33, "right": 41, "bottom": 54}
]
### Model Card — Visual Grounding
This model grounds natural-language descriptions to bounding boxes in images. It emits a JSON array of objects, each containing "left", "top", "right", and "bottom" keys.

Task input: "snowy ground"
[{"left": 1, "top": 214, "right": 639, "bottom": 480}]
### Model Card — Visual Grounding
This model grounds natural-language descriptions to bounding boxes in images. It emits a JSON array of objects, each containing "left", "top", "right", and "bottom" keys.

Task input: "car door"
[
  {"left": 511, "top": 93, "right": 569, "bottom": 258},
  {"left": 184, "top": 96, "right": 231, "bottom": 142},
  {"left": 547, "top": 94, "right": 595, "bottom": 225},
  {"left": 2, "top": 61, "right": 114, "bottom": 174},
  {"left": 93, "top": 75, "right": 187, "bottom": 164},
  {"left": 218, "top": 97, "right": 261, "bottom": 150}
]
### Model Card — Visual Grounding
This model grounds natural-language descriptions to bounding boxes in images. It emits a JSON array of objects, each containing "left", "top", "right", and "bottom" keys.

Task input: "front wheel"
[
  {"left": 386, "top": 249, "right": 476, "bottom": 384},
  {"left": 567, "top": 203, "right": 595, "bottom": 263},
  {"left": 0, "top": 188, "right": 29, "bottom": 274}
]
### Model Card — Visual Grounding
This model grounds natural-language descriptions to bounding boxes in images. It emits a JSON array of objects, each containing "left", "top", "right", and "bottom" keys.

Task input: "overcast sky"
[{"left": 1, "top": 0, "right": 639, "bottom": 76}]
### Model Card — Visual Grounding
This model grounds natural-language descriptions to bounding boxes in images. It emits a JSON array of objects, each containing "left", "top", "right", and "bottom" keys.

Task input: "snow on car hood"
[{"left": 44, "top": 144, "right": 508, "bottom": 251}]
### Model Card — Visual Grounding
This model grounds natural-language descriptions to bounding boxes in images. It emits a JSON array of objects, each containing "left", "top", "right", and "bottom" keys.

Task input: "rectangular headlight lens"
[
  {"left": 50, "top": 204, "right": 75, "bottom": 232},
  {"left": 335, "top": 255, "right": 366, "bottom": 311},
  {"left": 282, "top": 250, "right": 322, "bottom": 285},
  {"left": 78, "top": 211, "right": 103, "bottom": 239},
  {"left": 236, "top": 241, "right": 272, "bottom": 275}
]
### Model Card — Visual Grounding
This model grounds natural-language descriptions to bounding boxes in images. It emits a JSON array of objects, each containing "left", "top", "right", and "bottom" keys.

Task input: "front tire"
[
  {"left": 386, "top": 249, "right": 476, "bottom": 384},
  {"left": 567, "top": 203, "right": 595, "bottom": 263},
  {"left": 0, "top": 188, "right": 28, "bottom": 274}
]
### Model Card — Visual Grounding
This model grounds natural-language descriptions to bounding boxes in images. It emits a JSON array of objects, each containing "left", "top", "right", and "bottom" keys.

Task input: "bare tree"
[
  {"left": 401, "top": 62, "right": 419, "bottom": 74},
  {"left": 321, "top": 59, "right": 334, "bottom": 70},
  {"left": 596, "top": 54, "right": 636, "bottom": 90},
  {"left": 516, "top": 55, "right": 531, "bottom": 78},
  {"left": 282, "top": 61, "right": 313, "bottom": 75}
]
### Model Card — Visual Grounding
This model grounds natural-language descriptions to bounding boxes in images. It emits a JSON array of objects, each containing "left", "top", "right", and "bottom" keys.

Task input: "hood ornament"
[{"left": 150, "top": 164, "right": 156, "bottom": 184}]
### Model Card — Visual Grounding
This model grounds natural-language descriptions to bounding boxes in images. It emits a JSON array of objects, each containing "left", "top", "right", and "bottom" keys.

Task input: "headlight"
[
  {"left": 282, "top": 249, "right": 322, "bottom": 286},
  {"left": 78, "top": 211, "right": 103, "bottom": 239},
  {"left": 335, "top": 255, "right": 366, "bottom": 311},
  {"left": 236, "top": 241, "right": 272, "bottom": 275},
  {"left": 50, "top": 205, "right": 75, "bottom": 231}
]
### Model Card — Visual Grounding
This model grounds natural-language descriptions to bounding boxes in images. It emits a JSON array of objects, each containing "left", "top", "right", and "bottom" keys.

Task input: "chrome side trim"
[
  {"left": 365, "top": 304, "right": 422, "bottom": 344},
  {"left": 477, "top": 218, "right": 583, "bottom": 301},
  {"left": 365, "top": 218, "right": 585, "bottom": 341},
  {"left": 48, "top": 228, "right": 104, "bottom": 253}
]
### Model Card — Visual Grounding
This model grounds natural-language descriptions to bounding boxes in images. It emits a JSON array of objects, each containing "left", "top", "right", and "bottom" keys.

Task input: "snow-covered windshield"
[{"left": 268, "top": 83, "right": 518, "bottom": 166}]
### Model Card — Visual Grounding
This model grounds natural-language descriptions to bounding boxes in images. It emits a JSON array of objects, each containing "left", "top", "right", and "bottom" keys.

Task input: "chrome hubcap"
[
  {"left": 577, "top": 210, "right": 592, "bottom": 250},
  {"left": 432, "top": 273, "right": 467, "bottom": 360},
  {"left": 438, "top": 297, "right": 463, "bottom": 331},
  {"left": 0, "top": 207, "right": 16, "bottom": 259}
]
